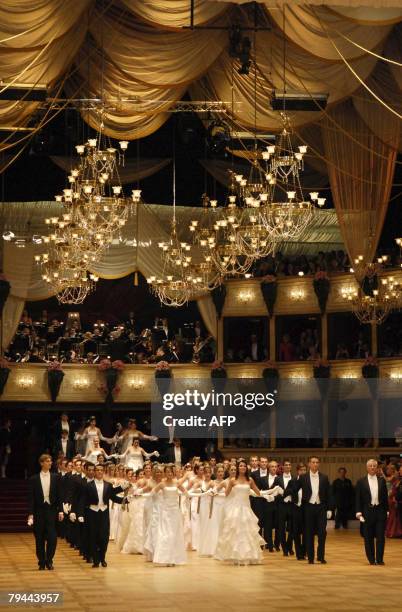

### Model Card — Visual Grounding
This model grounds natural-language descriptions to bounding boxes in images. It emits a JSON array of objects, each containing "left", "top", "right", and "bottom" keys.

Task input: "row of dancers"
[{"left": 29, "top": 453, "right": 394, "bottom": 569}]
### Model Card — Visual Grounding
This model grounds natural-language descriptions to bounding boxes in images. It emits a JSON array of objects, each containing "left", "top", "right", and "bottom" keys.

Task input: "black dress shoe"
[
  {"left": 289, "top": 550, "right": 294, "bottom": 556},
  {"left": 297, "top": 557, "right": 305, "bottom": 561},
  {"left": 46, "top": 562, "right": 54, "bottom": 570},
  {"left": 275, "top": 546, "right": 281, "bottom": 552},
  {"left": 92, "top": 563, "right": 99, "bottom": 568},
  {"left": 38, "top": 564, "right": 45, "bottom": 570},
  {"left": 101, "top": 560, "right": 107, "bottom": 567},
  {"left": 308, "top": 560, "right": 314, "bottom": 564},
  {"left": 319, "top": 560, "right": 327, "bottom": 564},
  {"left": 283, "top": 552, "right": 289, "bottom": 557},
  {"left": 376, "top": 561, "right": 385, "bottom": 565},
  {"left": 369, "top": 561, "right": 375, "bottom": 565}
]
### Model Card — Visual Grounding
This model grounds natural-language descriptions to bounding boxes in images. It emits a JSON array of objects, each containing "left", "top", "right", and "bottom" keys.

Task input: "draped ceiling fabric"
[
  {"left": 321, "top": 100, "right": 399, "bottom": 267},
  {"left": 49, "top": 156, "right": 171, "bottom": 185},
  {"left": 1, "top": 0, "right": 402, "bottom": 297}
]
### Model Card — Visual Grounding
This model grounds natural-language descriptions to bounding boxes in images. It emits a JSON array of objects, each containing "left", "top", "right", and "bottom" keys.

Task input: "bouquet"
[
  {"left": 98, "top": 359, "right": 125, "bottom": 403},
  {"left": 155, "top": 361, "right": 172, "bottom": 378}
]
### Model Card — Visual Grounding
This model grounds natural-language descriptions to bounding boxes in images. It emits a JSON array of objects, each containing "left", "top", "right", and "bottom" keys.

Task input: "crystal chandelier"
[
  {"left": 35, "top": 112, "right": 138, "bottom": 304},
  {"left": 261, "top": 113, "right": 325, "bottom": 241},
  {"left": 349, "top": 255, "right": 388, "bottom": 282},
  {"left": 341, "top": 274, "right": 401, "bottom": 325},
  {"left": 148, "top": 164, "right": 197, "bottom": 306}
]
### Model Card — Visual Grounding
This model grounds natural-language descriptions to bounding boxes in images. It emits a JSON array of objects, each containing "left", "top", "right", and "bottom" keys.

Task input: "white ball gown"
[
  {"left": 214, "top": 483, "right": 265, "bottom": 565},
  {"left": 198, "top": 485, "right": 226, "bottom": 557},
  {"left": 153, "top": 486, "right": 186, "bottom": 566},
  {"left": 121, "top": 490, "right": 145, "bottom": 554},
  {"left": 143, "top": 490, "right": 163, "bottom": 562}
]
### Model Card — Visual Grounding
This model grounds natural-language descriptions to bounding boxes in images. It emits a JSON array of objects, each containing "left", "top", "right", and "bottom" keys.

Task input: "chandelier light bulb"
[
  {"left": 75, "top": 145, "right": 85, "bottom": 154},
  {"left": 88, "top": 139, "right": 97, "bottom": 148},
  {"left": 317, "top": 198, "right": 326, "bottom": 207},
  {"left": 267, "top": 145, "right": 275, "bottom": 154},
  {"left": 210, "top": 199, "right": 217, "bottom": 208},
  {"left": 298, "top": 145, "right": 307, "bottom": 154},
  {"left": 287, "top": 191, "right": 296, "bottom": 200},
  {"left": 119, "top": 140, "right": 128, "bottom": 151},
  {"left": 309, "top": 192, "right": 318, "bottom": 200}
]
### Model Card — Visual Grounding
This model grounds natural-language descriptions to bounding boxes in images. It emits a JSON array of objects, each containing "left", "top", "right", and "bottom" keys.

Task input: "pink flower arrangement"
[
  {"left": 98, "top": 359, "right": 125, "bottom": 372},
  {"left": 261, "top": 274, "right": 277, "bottom": 283},
  {"left": 211, "top": 360, "right": 224, "bottom": 370},
  {"left": 112, "top": 360, "right": 125, "bottom": 371},
  {"left": 155, "top": 360, "right": 171, "bottom": 371},
  {"left": 47, "top": 361, "right": 63, "bottom": 371},
  {"left": 98, "top": 383, "right": 121, "bottom": 396},
  {"left": 314, "top": 359, "right": 329, "bottom": 368},
  {"left": 314, "top": 270, "right": 329, "bottom": 281}
]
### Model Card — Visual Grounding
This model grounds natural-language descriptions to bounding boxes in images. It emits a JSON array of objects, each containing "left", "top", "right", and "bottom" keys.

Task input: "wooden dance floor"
[{"left": 0, "top": 532, "right": 400, "bottom": 612}]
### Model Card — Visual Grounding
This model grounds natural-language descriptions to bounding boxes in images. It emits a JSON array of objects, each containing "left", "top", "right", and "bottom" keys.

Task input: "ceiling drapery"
[{"left": 1, "top": 0, "right": 401, "bottom": 270}]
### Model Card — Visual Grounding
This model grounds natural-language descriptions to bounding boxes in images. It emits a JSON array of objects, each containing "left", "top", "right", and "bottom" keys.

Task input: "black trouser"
[
  {"left": 81, "top": 508, "right": 90, "bottom": 560},
  {"left": 278, "top": 502, "right": 293, "bottom": 553},
  {"left": 88, "top": 509, "right": 110, "bottom": 564},
  {"left": 262, "top": 501, "right": 279, "bottom": 550},
  {"left": 251, "top": 497, "right": 264, "bottom": 538},
  {"left": 335, "top": 507, "right": 349, "bottom": 529},
  {"left": 362, "top": 507, "right": 386, "bottom": 564},
  {"left": 304, "top": 503, "right": 327, "bottom": 562},
  {"left": 292, "top": 504, "right": 305, "bottom": 559},
  {"left": 33, "top": 504, "right": 58, "bottom": 566}
]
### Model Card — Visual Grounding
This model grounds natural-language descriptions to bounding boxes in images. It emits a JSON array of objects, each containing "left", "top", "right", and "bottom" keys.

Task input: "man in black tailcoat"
[
  {"left": 78, "top": 464, "right": 123, "bottom": 567},
  {"left": 355, "top": 458, "right": 389, "bottom": 565},
  {"left": 295, "top": 456, "right": 332, "bottom": 564},
  {"left": 27, "top": 454, "right": 64, "bottom": 570}
]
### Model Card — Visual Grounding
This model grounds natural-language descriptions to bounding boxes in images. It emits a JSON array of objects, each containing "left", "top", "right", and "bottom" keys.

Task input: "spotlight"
[
  {"left": 206, "top": 121, "right": 231, "bottom": 154},
  {"left": 271, "top": 92, "right": 328, "bottom": 111}
]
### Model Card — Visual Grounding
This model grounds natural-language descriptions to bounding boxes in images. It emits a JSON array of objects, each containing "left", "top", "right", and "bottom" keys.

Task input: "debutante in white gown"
[
  {"left": 214, "top": 484, "right": 265, "bottom": 565},
  {"left": 109, "top": 485, "right": 124, "bottom": 541},
  {"left": 144, "top": 490, "right": 163, "bottom": 562},
  {"left": 179, "top": 482, "right": 191, "bottom": 550},
  {"left": 153, "top": 486, "right": 186, "bottom": 566},
  {"left": 190, "top": 485, "right": 202, "bottom": 551},
  {"left": 124, "top": 449, "right": 144, "bottom": 472},
  {"left": 198, "top": 486, "right": 226, "bottom": 557},
  {"left": 122, "top": 491, "right": 145, "bottom": 554}
]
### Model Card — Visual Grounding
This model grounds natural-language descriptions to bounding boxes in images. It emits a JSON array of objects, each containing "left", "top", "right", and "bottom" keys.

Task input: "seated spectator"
[{"left": 279, "top": 333, "right": 295, "bottom": 361}]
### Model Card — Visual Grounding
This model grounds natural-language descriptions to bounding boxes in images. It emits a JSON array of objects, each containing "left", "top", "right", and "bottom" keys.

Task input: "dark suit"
[
  {"left": 290, "top": 477, "right": 305, "bottom": 560},
  {"left": 332, "top": 477, "right": 354, "bottom": 528},
  {"left": 274, "top": 474, "right": 294, "bottom": 554},
  {"left": 164, "top": 444, "right": 187, "bottom": 466},
  {"left": 28, "top": 472, "right": 62, "bottom": 567},
  {"left": 80, "top": 480, "right": 122, "bottom": 565},
  {"left": 295, "top": 471, "right": 332, "bottom": 562},
  {"left": 53, "top": 439, "right": 75, "bottom": 460},
  {"left": 252, "top": 470, "right": 279, "bottom": 550},
  {"left": 355, "top": 475, "right": 388, "bottom": 564}
]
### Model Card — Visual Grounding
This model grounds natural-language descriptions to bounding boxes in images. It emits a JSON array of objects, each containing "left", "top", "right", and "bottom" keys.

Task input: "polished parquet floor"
[{"left": 0, "top": 531, "right": 401, "bottom": 612}]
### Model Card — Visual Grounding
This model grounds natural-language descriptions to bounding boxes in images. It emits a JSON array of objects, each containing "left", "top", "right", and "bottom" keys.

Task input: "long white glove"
[
  {"left": 63, "top": 503, "right": 71, "bottom": 514},
  {"left": 356, "top": 512, "right": 365, "bottom": 523},
  {"left": 326, "top": 511, "right": 332, "bottom": 520},
  {"left": 27, "top": 515, "right": 34, "bottom": 527}
]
